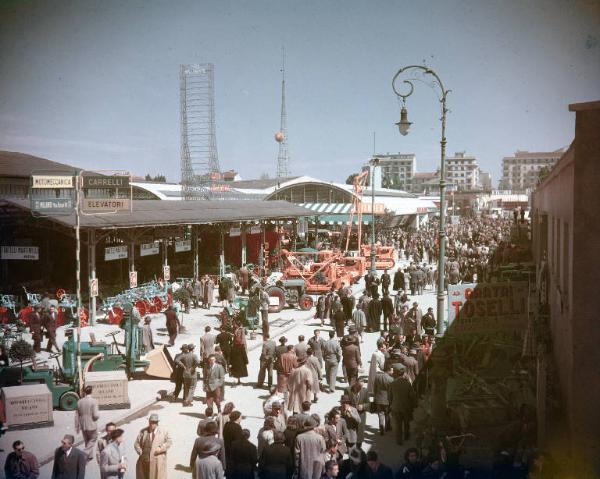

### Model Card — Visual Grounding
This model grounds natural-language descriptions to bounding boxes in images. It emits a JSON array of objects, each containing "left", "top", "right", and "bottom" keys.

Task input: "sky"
[{"left": 0, "top": 0, "right": 599, "bottom": 186}]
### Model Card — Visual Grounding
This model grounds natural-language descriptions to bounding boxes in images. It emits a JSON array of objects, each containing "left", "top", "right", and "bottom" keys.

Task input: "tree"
[
  {"left": 144, "top": 174, "right": 167, "bottom": 182},
  {"left": 346, "top": 173, "right": 359, "bottom": 185},
  {"left": 259, "top": 172, "right": 270, "bottom": 180},
  {"left": 9, "top": 340, "right": 34, "bottom": 382},
  {"left": 537, "top": 166, "right": 550, "bottom": 185}
]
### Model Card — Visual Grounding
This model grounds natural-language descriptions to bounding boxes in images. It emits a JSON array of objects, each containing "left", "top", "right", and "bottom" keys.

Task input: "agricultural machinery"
[
  {"left": 260, "top": 272, "right": 314, "bottom": 313},
  {"left": 102, "top": 280, "right": 170, "bottom": 325}
]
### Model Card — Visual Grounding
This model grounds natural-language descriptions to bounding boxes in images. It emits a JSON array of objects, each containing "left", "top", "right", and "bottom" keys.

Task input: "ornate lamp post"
[{"left": 392, "top": 65, "right": 450, "bottom": 336}]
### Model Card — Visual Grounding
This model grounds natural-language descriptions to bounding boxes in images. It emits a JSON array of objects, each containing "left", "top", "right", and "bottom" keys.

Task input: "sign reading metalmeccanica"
[{"left": 31, "top": 175, "right": 74, "bottom": 188}]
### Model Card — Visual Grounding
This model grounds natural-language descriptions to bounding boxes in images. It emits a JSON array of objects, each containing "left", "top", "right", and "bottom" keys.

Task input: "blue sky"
[{"left": 1, "top": 0, "right": 599, "bottom": 185}]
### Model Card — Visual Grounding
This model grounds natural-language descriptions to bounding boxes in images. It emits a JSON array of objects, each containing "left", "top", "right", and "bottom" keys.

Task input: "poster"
[
  {"left": 89, "top": 278, "right": 99, "bottom": 297},
  {"left": 447, "top": 281, "right": 529, "bottom": 335},
  {"left": 129, "top": 271, "right": 138, "bottom": 288},
  {"left": 105, "top": 245, "right": 128, "bottom": 261}
]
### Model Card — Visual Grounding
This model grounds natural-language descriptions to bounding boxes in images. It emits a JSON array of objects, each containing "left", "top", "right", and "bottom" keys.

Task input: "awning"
[{"left": 299, "top": 203, "right": 353, "bottom": 214}]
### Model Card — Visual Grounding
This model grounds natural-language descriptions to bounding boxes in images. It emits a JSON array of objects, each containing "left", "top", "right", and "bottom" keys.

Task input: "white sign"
[
  {"left": 1, "top": 246, "right": 39, "bottom": 260},
  {"left": 83, "top": 198, "right": 130, "bottom": 211},
  {"left": 162, "top": 265, "right": 171, "bottom": 281},
  {"left": 175, "top": 239, "right": 191, "bottom": 252},
  {"left": 89, "top": 278, "right": 99, "bottom": 297},
  {"left": 32, "top": 175, "right": 74, "bottom": 189},
  {"left": 129, "top": 271, "right": 138, "bottom": 288},
  {"left": 140, "top": 242, "right": 160, "bottom": 256},
  {"left": 250, "top": 225, "right": 262, "bottom": 235},
  {"left": 229, "top": 227, "right": 241, "bottom": 237},
  {"left": 105, "top": 245, "right": 128, "bottom": 261}
]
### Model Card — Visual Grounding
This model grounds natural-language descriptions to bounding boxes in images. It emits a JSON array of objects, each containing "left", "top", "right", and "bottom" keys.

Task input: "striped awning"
[{"left": 299, "top": 203, "right": 353, "bottom": 214}]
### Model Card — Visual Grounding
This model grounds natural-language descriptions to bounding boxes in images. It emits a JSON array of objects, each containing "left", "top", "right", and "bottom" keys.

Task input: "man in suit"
[
  {"left": 99, "top": 428, "right": 127, "bottom": 479},
  {"left": 389, "top": 364, "right": 416, "bottom": 445},
  {"left": 230, "top": 429, "right": 257, "bottom": 479},
  {"left": 381, "top": 293, "right": 394, "bottom": 332},
  {"left": 42, "top": 304, "right": 61, "bottom": 353},
  {"left": 141, "top": 316, "right": 154, "bottom": 353},
  {"left": 373, "top": 365, "right": 394, "bottom": 435},
  {"left": 200, "top": 326, "right": 217, "bottom": 378},
  {"left": 28, "top": 305, "right": 43, "bottom": 353},
  {"left": 51, "top": 435, "right": 86, "bottom": 479},
  {"left": 321, "top": 331, "right": 341, "bottom": 393},
  {"left": 134, "top": 414, "right": 172, "bottom": 479},
  {"left": 75, "top": 386, "right": 100, "bottom": 462},
  {"left": 307, "top": 329, "right": 324, "bottom": 370},
  {"left": 96, "top": 422, "right": 116, "bottom": 465},
  {"left": 293, "top": 335, "right": 308, "bottom": 362},
  {"left": 381, "top": 269, "right": 391, "bottom": 296},
  {"left": 341, "top": 334, "right": 361, "bottom": 386},
  {"left": 4, "top": 440, "right": 39, "bottom": 479},
  {"left": 257, "top": 333, "right": 276, "bottom": 389},
  {"left": 176, "top": 344, "right": 201, "bottom": 407},
  {"left": 171, "top": 344, "right": 187, "bottom": 401},
  {"left": 368, "top": 296, "right": 382, "bottom": 333},
  {"left": 344, "top": 379, "right": 369, "bottom": 448},
  {"left": 258, "top": 430, "right": 292, "bottom": 479},
  {"left": 259, "top": 287, "right": 270, "bottom": 338},
  {"left": 205, "top": 354, "right": 226, "bottom": 413}
]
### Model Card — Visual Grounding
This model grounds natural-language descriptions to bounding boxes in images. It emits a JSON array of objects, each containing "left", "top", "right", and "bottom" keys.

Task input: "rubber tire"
[
  {"left": 59, "top": 391, "right": 79, "bottom": 411},
  {"left": 265, "top": 286, "right": 285, "bottom": 313},
  {"left": 298, "top": 294, "right": 313, "bottom": 311}
]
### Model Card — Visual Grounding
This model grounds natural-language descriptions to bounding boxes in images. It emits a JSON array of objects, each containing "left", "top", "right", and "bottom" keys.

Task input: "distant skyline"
[{"left": 1, "top": 0, "right": 599, "bottom": 186}]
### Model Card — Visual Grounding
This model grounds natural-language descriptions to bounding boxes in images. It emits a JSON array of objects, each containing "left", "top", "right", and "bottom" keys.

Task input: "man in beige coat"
[
  {"left": 134, "top": 414, "right": 172, "bottom": 479},
  {"left": 75, "top": 385, "right": 100, "bottom": 461},
  {"left": 286, "top": 358, "right": 313, "bottom": 414}
]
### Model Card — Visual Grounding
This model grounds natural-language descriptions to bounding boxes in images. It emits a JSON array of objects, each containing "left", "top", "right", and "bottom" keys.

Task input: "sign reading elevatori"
[{"left": 83, "top": 198, "right": 130, "bottom": 212}]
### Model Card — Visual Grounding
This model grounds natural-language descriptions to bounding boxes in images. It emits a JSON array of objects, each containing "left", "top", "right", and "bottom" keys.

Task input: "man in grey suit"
[
  {"left": 389, "top": 364, "right": 416, "bottom": 445},
  {"left": 307, "top": 329, "right": 324, "bottom": 370},
  {"left": 321, "top": 331, "right": 341, "bottom": 393},
  {"left": 294, "top": 335, "right": 308, "bottom": 362},
  {"left": 176, "top": 344, "right": 201, "bottom": 407},
  {"left": 99, "top": 428, "right": 127, "bottom": 479},
  {"left": 205, "top": 354, "right": 226, "bottom": 413},
  {"left": 257, "top": 333, "right": 276, "bottom": 389},
  {"left": 75, "top": 385, "right": 100, "bottom": 462},
  {"left": 52, "top": 435, "right": 86, "bottom": 479},
  {"left": 200, "top": 326, "right": 217, "bottom": 379}
]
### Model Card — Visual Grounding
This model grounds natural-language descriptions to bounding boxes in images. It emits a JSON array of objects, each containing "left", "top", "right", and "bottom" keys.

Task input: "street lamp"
[
  {"left": 392, "top": 65, "right": 450, "bottom": 336},
  {"left": 369, "top": 157, "right": 380, "bottom": 275}
]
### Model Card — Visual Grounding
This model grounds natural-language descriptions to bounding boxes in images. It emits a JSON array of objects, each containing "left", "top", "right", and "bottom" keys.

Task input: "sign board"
[
  {"left": 229, "top": 227, "right": 241, "bottom": 237},
  {"left": 32, "top": 175, "right": 74, "bottom": 189},
  {"left": 360, "top": 203, "right": 385, "bottom": 214},
  {"left": 175, "top": 239, "right": 191, "bottom": 252},
  {"left": 1, "top": 246, "right": 39, "bottom": 260},
  {"left": 450, "top": 215, "right": 460, "bottom": 225},
  {"left": 250, "top": 225, "right": 262, "bottom": 235},
  {"left": 82, "top": 175, "right": 130, "bottom": 189},
  {"left": 105, "top": 245, "right": 128, "bottom": 261},
  {"left": 447, "top": 282, "right": 529, "bottom": 335},
  {"left": 140, "top": 242, "right": 160, "bottom": 256},
  {"left": 129, "top": 271, "right": 138, "bottom": 288},
  {"left": 89, "top": 278, "right": 99, "bottom": 297},
  {"left": 162, "top": 265, "right": 170, "bottom": 281},
  {"left": 82, "top": 198, "right": 130, "bottom": 212},
  {"left": 31, "top": 198, "right": 74, "bottom": 211}
]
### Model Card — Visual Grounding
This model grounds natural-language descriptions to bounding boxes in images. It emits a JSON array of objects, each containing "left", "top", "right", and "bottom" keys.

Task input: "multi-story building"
[
  {"left": 446, "top": 151, "right": 480, "bottom": 191},
  {"left": 367, "top": 153, "right": 416, "bottom": 191},
  {"left": 411, "top": 171, "right": 439, "bottom": 194},
  {"left": 499, "top": 149, "right": 563, "bottom": 191},
  {"left": 479, "top": 171, "right": 492, "bottom": 191}
]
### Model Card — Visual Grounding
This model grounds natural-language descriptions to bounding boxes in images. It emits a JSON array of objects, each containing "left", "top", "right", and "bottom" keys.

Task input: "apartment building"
[{"left": 500, "top": 149, "right": 563, "bottom": 191}]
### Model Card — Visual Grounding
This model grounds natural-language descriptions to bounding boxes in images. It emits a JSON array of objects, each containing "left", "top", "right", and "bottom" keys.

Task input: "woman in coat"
[{"left": 229, "top": 326, "right": 248, "bottom": 384}]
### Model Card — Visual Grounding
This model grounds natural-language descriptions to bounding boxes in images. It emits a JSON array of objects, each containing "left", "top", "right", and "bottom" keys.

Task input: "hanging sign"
[
  {"left": 162, "top": 265, "right": 171, "bottom": 281},
  {"left": 361, "top": 203, "right": 385, "bottom": 214},
  {"left": 229, "top": 227, "right": 241, "bottom": 237},
  {"left": 89, "top": 278, "right": 99, "bottom": 297},
  {"left": 82, "top": 175, "right": 130, "bottom": 188},
  {"left": 447, "top": 282, "right": 528, "bottom": 335},
  {"left": 250, "top": 225, "right": 262, "bottom": 235},
  {"left": 31, "top": 175, "right": 74, "bottom": 188},
  {"left": 105, "top": 245, "right": 128, "bottom": 261},
  {"left": 175, "top": 239, "right": 191, "bottom": 252},
  {"left": 1, "top": 246, "right": 39, "bottom": 260},
  {"left": 82, "top": 198, "right": 130, "bottom": 212},
  {"left": 140, "top": 242, "right": 160, "bottom": 256},
  {"left": 129, "top": 271, "right": 138, "bottom": 288}
]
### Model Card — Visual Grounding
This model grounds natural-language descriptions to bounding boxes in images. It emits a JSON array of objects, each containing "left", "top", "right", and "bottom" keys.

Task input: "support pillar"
[
  {"left": 88, "top": 229, "right": 97, "bottom": 325},
  {"left": 241, "top": 225, "right": 247, "bottom": 266},
  {"left": 258, "top": 222, "right": 265, "bottom": 277},
  {"left": 192, "top": 225, "right": 199, "bottom": 279},
  {"left": 219, "top": 228, "right": 225, "bottom": 278}
]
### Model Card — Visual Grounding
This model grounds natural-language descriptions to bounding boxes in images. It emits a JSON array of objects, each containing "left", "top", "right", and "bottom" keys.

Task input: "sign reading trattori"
[{"left": 447, "top": 281, "right": 529, "bottom": 335}]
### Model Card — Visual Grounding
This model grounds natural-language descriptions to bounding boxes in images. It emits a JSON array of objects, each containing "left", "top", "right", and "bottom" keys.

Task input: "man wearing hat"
[
  {"left": 341, "top": 331, "right": 361, "bottom": 386},
  {"left": 175, "top": 344, "right": 201, "bottom": 407},
  {"left": 388, "top": 365, "right": 416, "bottom": 445},
  {"left": 193, "top": 432, "right": 224, "bottom": 479},
  {"left": 344, "top": 379, "right": 369, "bottom": 448},
  {"left": 368, "top": 339, "right": 387, "bottom": 394},
  {"left": 170, "top": 344, "right": 188, "bottom": 401},
  {"left": 134, "top": 414, "right": 172, "bottom": 479},
  {"left": 321, "top": 331, "right": 341, "bottom": 393},
  {"left": 190, "top": 420, "right": 224, "bottom": 478},
  {"left": 142, "top": 316, "right": 154, "bottom": 353},
  {"left": 422, "top": 307, "right": 436, "bottom": 335},
  {"left": 340, "top": 396, "right": 361, "bottom": 450},
  {"left": 373, "top": 364, "right": 395, "bottom": 436},
  {"left": 294, "top": 417, "right": 326, "bottom": 479},
  {"left": 286, "top": 357, "right": 313, "bottom": 414}
]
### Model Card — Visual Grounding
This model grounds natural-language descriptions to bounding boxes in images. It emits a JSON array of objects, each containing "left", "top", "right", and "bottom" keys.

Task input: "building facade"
[
  {"left": 367, "top": 153, "right": 416, "bottom": 191},
  {"left": 531, "top": 101, "right": 600, "bottom": 471},
  {"left": 446, "top": 151, "right": 480, "bottom": 191},
  {"left": 500, "top": 149, "right": 563, "bottom": 191}
]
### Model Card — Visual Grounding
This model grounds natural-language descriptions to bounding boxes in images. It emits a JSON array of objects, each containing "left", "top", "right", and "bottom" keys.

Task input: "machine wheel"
[
  {"left": 298, "top": 294, "right": 313, "bottom": 311},
  {"left": 59, "top": 391, "right": 79, "bottom": 411},
  {"left": 265, "top": 286, "right": 285, "bottom": 313}
]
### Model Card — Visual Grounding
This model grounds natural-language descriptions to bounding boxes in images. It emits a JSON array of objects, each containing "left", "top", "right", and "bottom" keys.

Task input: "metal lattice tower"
[
  {"left": 180, "top": 64, "right": 221, "bottom": 200},
  {"left": 276, "top": 48, "right": 290, "bottom": 179}
]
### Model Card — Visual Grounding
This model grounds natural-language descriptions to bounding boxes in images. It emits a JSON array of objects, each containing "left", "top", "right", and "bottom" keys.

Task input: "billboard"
[
  {"left": 1, "top": 246, "right": 39, "bottom": 260},
  {"left": 447, "top": 282, "right": 529, "bottom": 335}
]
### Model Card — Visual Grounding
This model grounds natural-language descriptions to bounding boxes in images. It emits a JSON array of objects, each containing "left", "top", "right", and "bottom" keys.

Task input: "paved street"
[{"left": 5, "top": 262, "right": 435, "bottom": 478}]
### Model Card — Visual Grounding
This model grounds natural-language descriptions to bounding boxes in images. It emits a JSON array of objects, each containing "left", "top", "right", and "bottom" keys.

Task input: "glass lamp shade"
[{"left": 395, "top": 106, "right": 412, "bottom": 136}]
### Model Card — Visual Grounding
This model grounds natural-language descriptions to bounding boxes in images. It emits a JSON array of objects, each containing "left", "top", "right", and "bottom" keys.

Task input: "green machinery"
[{"left": 0, "top": 302, "right": 150, "bottom": 410}]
